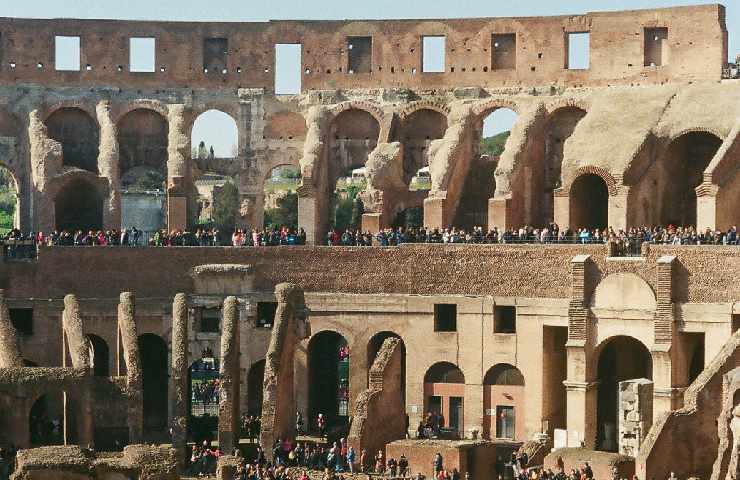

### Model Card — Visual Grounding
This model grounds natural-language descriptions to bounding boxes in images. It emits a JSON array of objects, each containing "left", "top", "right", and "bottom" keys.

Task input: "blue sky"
[{"left": 4, "top": 0, "right": 736, "bottom": 154}]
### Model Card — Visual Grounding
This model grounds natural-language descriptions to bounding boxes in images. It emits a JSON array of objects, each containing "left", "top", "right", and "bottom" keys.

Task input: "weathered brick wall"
[
  {"left": 0, "top": 5, "right": 727, "bottom": 91},
  {"left": 4, "top": 244, "right": 739, "bottom": 303}
]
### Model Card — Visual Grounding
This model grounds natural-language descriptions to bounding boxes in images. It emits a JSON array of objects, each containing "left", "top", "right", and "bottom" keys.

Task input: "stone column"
[
  {"left": 167, "top": 105, "right": 191, "bottom": 231},
  {"left": 488, "top": 196, "right": 514, "bottom": 230},
  {"left": 464, "top": 383, "right": 484, "bottom": 440},
  {"left": 297, "top": 184, "right": 322, "bottom": 245},
  {"left": 0, "top": 289, "right": 24, "bottom": 368},
  {"left": 618, "top": 379, "right": 653, "bottom": 457},
  {"left": 171, "top": 293, "right": 189, "bottom": 458},
  {"left": 219, "top": 296, "right": 240, "bottom": 454},
  {"left": 28, "top": 110, "right": 62, "bottom": 232},
  {"left": 96, "top": 100, "right": 121, "bottom": 229},
  {"left": 608, "top": 183, "right": 629, "bottom": 231},
  {"left": 553, "top": 191, "right": 570, "bottom": 230},
  {"left": 424, "top": 195, "right": 448, "bottom": 230},
  {"left": 565, "top": 254, "right": 597, "bottom": 448},
  {"left": 118, "top": 292, "right": 143, "bottom": 444},
  {"left": 696, "top": 183, "right": 719, "bottom": 231}
]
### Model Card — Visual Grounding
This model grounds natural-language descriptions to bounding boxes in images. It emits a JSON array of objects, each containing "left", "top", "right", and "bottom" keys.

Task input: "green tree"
[
  {"left": 350, "top": 197, "right": 364, "bottom": 229},
  {"left": 480, "top": 131, "right": 510, "bottom": 156},
  {"left": 132, "top": 170, "right": 165, "bottom": 191},
  {"left": 264, "top": 192, "right": 298, "bottom": 229},
  {"left": 212, "top": 181, "right": 239, "bottom": 234}
]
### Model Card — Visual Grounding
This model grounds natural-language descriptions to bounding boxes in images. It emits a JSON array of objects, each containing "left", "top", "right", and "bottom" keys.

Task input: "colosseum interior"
[{"left": 0, "top": 3, "right": 738, "bottom": 480}]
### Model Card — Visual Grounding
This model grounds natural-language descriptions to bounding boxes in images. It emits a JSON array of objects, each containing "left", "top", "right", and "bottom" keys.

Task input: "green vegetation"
[
  {"left": 332, "top": 184, "right": 363, "bottom": 231},
  {"left": 131, "top": 171, "right": 165, "bottom": 192},
  {"left": 264, "top": 192, "right": 298, "bottom": 229},
  {"left": 212, "top": 181, "right": 239, "bottom": 235},
  {"left": 480, "top": 131, "right": 510, "bottom": 157},
  {"left": 0, "top": 168, "right": 16, "bottom": 233}
]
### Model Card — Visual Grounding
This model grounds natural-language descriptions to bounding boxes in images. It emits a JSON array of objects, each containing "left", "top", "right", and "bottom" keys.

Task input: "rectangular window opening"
[
  {"left": 494, "top": 306, "right": 516, "bottom": 333},
  {"left": 422, "top": 36, "right": 446, "bottom": 73},
  {"left": 129, "top": 37, "right": 156, "bottom": 73},
  {"left": 256, "top": 302, "right": 278, "bottom": 328},
  {"left": 492, "top": 33, "right": 517, "bottom": 70},
  {"left": 275, "top": 43, "right": 302, "bottom": 95},
  {"left": 10, "top": 308, "right": 33, "bottom": 336},
  {"left": 204, "top": 37, "right": 228, "bottom": 73},
  {"left": 496, "top": 405, "right": 516, "bottom": 439},
  {"left": 566, "top": 32, "right": 590, "bottom": 70},
  {"left": 199, "top": 307, "right": 221, "bottom": 333},
  {"left": 644, "top": 27, "right": 668, "bottom": 67},
  {"left": 434, "top": 303, "right": 457, "bottom": 332},
  {"left": 347, "top": 36, "right": 372, "bottom": 74},
  {"left": 55, "top": 36, "right": 81, "bottom": 71}
]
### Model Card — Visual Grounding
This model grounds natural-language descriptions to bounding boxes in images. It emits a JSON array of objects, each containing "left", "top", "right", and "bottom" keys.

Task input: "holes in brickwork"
[
  {"left": 129, "top": 37, "right": 156, "bottom": 73},
  {"left": 422, "top": 36, "right": 445, "bottom": 73},
  {"left": 55, "top": 36, "right": 80, "bottom": 71},
  {"left": 492, "top": 33, "right": 516, "bottom": 70},
  {"left": 566, "top": 32, "right": 590, "bottom": 70},
  {"left": 644, "top": 27, "right": 668, "bottom": 67},
  {"left": 275, "top": 43, "right": 301, "bottom": 95},
  {"left": 347, "top": 36, "right": 372, "bottom": 74}
]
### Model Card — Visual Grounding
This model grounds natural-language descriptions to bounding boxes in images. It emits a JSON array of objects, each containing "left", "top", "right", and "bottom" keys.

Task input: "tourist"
[
  {"left": 346, "top": 446, "right": 356, "bottom": 473},
  {"left": 317, "top": 413, "right": 326, "bottom": 437},
  {"left": 399, "top": 454, "right": 409, "bottom": 477},
  {"left": 375, "top": 449, "right": 385, "bottom": 473},
  {"left": 433, "top": 452, "right": 444, "bottom": 476}
]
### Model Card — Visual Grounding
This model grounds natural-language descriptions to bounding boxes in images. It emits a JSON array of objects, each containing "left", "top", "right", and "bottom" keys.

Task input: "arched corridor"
[
  {"left": 54, "top": 178, "right": 103, "bottom": 232},
  {"left": 247, "top": 359, "right": 266, "bottom": 416},
  {"left": 308, "top": 331, "right": 350, "bottom": 433},
  {"left": 423, "top": 362, "right": 465, "bottom": 438},
  {"left": 86, "top": 334, "right": 109, "bottom": 377},
  {"left": 595, "top": 336, "right": 652, "bottom": 451},
  {"left": 570, "top": 173, "right": 609, "bottom": 230},
  {"left": 118, "top": 109, "right": 168, "bottom": 189},
  {"left": 45, "top": 108, "right": 99, "bottom": 173},
  {"left": 483, "top": 363, "right": 525, "bottom": 440},
  {"left": 394, "top": 109, "right": 448, "bottom": 187}
]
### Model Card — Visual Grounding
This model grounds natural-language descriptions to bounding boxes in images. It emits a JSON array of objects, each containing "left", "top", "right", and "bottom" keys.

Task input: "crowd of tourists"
[{"left": 191, "top": 379, "right": 221, "bottom": 406}]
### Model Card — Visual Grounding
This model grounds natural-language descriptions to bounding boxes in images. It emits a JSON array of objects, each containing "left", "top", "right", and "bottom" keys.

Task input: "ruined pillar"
[
  {"left": 171, "top": 293, "right": 189, "bottom": 457},
  {"left": 260, "top": 283, "right": 309, "bottom": 459},
  {"left": 348, "top": 337, "right": 405, "bottom": 459},
  {"left": 28, "top": 110, "right": 62, "bottom": 232},
  {"left": 423, "top": 195, "right": 449, "bottom": 230},
  {"left": 564, "top": 254, "right": 597, "bottom": 448},
  {"left": 96, "top": 100, "right": 121, "bottom": 229},
  {"left": 297, "top": 106, "right": 330, "bottom": 245},
  {"left": 488, "top": 196, "right": 514, "bottom": 230},
  {"left": 696, "top": 183, "right": 719, "bottom": 231},
  {"left": 167, "top": 104, "right": 191, "bottom": 231},
  {"left": 608, "top": 183, "right": 629, "bottom": 231},
  {"left": 62, "top": 294, "right": 94, "bottom": 447},
  {"left": 0, "top": 289, "right": 23, "bottom": 368},
  {"left": 219, "top": 296, "right": 240, "bottom": 454},
  {"left": 297, "top": 184, "right": 323, "bottom": 245},
  {"left": 118, "top": 292, "right": 143, "bottom": 444},
  {"left": 618, "top": 379, "right": 653, "bottom": 457}
]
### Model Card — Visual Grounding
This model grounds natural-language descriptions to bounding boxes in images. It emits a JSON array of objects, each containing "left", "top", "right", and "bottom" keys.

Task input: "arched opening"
[
  {"left": 455, "top": 107, "right": 517, "bottom": 229},
  {"left": 45, "top": 108, "right": 99, "bottom": 173},
  {"left": 29, "top": 392, "right": 76, "bottom": 446},
  {"left": 86, "top": 334, "right": 109, "bottom": 377},
  {"left": 543, "top": 107, "right": 587, "bottom": 223},
  {"left": 188, "top": 352, "right": 220, "bottom": 443},
  {"left": 308, "top": 331, "right": 350, "bottom": 434},
  {"left": 54, "top": 178, "right": 103, "bottom": 232},
  {"left": 0, "top": 165, "right": 19, "bottom": 233},
  {"left": 483, "top": 363, "right": 525, "bottom": 440},
  {"left": 423, "top": 362, "right": 465, "bottom": 438},
  {"left": 366, "top": 332, "right": 406, "bottom": 403},
  {"left": 247, "top": 359, "right": 265, "bottom": 416},
  {"left": 595, "top": 336, "right": 652, "bottom": 452},
  {"left": 659, "top": 132, "right": 723, "bottom": 226},
  {"left": 191, "top": 109, "right": 239, "bottom": 159},
  {"left": 118, "top": 109, "right": 168, "bottom": 232},
  {"left": 328, "top": 109, "right": 379, "bottom": 234},
  {"left": 137, "top": 333, "right": 168, "bottom": 434},
  {"left": 263, "top": 165, "right": 300, "bottom": 232},
  {"left": 570, "top": 173, "right": 609, "bottom": 230},
  {"left": 394, "top": 109, "right": 448, "bottom": 189}
]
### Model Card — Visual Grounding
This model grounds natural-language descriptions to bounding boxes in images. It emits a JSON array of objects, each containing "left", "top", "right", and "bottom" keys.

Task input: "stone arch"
[
  {"left": 331, "top": 101, "right": 385, "bottom": 127},
  {"left": 117, "top": 108, "right": 169, "bottom": 189},
  {"left": 86, "top": 334, "right": 110, "bottom": 377},
  {"left": 567, "top": 166, "right": 618, "bottom": 196},
  {"left": 247, "top": 359, "right": 266, "bottom": 416},
  {"left": 483, "top": 363, "right": 525, "bottom": 440},
  {"left": 307, "top": 330, "right": 351, "bottom": 431},
  {"left": 28, "top": 386, "right": 87, "bottom": 447},
  {"left": 568, "top": 170, "right": 613, "bottom": 230},
  {"left": 53, "top": 175, "right": 105, "bottom": 232},
  {"left": 593, "top": 335, "right": 653, "bottom": 452},
  {"left": 471, "top": 98, "right": 520, "bottom": 119},
  {"left": 393, "top": 108, "right": 449, "bottom": 186},
  {"left": 190, "top": 109, "right": 239, "bottom": 159},
  {"left": 592, "top": 272, "right": 657, "bottom": 311},
  {"left": 112, "top": 100, "right": 169, "bottom": 124},
  {"left": 45, "top": 107, "right": 100, "bottom": 173},
  {"left": 423, "top": 361, "right": 465, "bottom": 437},
  {"left": 658, "top": 130, "right": 724, "bottom": 227},
  {"left": 398, "top": 100, "right": 451, "bottom": 121},
  {"left": 545, "top": 98, "right": 591, "bottom": 115}
]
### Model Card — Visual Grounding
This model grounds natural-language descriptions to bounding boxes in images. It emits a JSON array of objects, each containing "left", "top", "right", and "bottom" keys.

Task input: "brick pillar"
[
  {"left": 96, "top": 100, "right": 121, "bottom": 230},
  {"left": 565, "top": 254, "right": 597, "bottom": 448},
  {"left": 465, "top": 383, "right": 484, "bottom": 440},
  {"left": 219, "top": 296, "right": 240, "bottom": 454},
  {"left": 297, "top": 184, "right": 322, "bottom": 245},
  {"left": 652, "top": 255, "right": 682, "bottom": 417},
  {"left": 488, "top": 197, "right": 512, "bottom": 230},
  {"left": 553, "top": 191, "right": 570, "bottom": 230},
  {"left": 608, "top": 183, "right": 629, "bottom": 231}
]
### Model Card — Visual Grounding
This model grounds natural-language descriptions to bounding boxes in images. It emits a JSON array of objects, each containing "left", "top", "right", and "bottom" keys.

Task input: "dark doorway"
[
  {"left": 138, "top": 334, "right": 169, "bottom": 433},
  {"left": 54, "top": 179, "right": 103, "bottom": 232},
  {"left": 308, "top": 331, "right": 350, "bottom": 433},
  {"left": 570, "top": 173, "right": 609, "bottom": 229}
]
